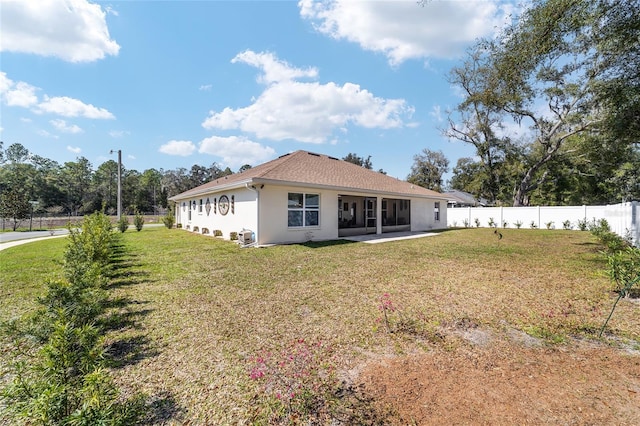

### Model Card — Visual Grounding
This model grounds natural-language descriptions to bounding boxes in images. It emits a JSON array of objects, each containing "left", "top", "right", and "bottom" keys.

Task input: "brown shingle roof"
[{"left": 170, "top": 150, "right": 447, "bottom": 200}]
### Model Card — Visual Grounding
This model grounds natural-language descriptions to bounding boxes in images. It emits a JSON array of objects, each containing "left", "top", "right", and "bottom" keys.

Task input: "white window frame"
[
  {"left": 434, "top": 201, "right": 440, "bottom": 221},
  {"left": 287, "top": 193, "right": 320, "bottom": 228}
]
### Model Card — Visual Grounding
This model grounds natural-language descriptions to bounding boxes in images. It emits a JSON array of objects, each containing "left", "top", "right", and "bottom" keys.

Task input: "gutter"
[{"left": 245, "top": 183, "right": 260, "bottom": 245}]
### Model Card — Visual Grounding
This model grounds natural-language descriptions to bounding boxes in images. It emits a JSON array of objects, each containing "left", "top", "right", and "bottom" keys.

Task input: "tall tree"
[
  {"left": 4, "top": 143, "right": 30, "bottom": 164},
  {"left": 138, "top": 168, "right": 163, "bottom": 213},
  {"left": 91, "top": 160, "right": 119, "bottom": 213},
  {"left": 60, "top": 157, "right": 93, "bottom": 215},
  {"left": 445, "top": 50, "right": 512, "bottom": 204},
  {"left": 0, "top": 187, "right": 30, "bottom": 230},
  {"left": 448, "top": 0, "right": 640, "bottom": 206},
  {"left": 407, "top": 149, "right": 449, "bottom": 192},
  {"left": 342, "top": 153, "right": 373, "bottom": 169}
]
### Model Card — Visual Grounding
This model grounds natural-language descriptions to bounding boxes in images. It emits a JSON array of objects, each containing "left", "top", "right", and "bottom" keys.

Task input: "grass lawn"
[{"left": 1, "top": 227, "right": 639, "bottom": 424}]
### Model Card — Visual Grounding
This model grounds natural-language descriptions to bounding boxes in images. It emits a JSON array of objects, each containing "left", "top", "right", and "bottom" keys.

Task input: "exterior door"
[{"left": 364, "top": 197, "right": 376, "bottom": 233}]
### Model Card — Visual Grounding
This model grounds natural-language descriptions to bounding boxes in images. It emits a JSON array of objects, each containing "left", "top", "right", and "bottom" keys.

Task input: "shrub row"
[
  {"left": 455, "top": 217, "right": 616, "bottom": 230},
  {"left": 590, "top": 218, "right": 640, "bottom": 337},
  {"left": 1, "top": 212, "right": 145, "bottom": 425}
]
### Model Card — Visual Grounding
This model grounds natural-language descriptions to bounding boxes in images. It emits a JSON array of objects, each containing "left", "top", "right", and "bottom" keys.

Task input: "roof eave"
[
  {"left": 251, "top": 178, "right": 449, "bottom": 200},
  {"left": 168, "top": 178, "right": 254, "bottom": 201},
  {"left": 169, "top": 177, "right": 449, "bottom": 202}
]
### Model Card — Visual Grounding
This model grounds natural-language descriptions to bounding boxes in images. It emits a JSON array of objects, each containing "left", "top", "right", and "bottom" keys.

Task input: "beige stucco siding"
[
  {"left": 176, "top": 187, "right": 258, "bottom": 240},
  {"left": 411, "top": 199, "right": 448, "bottom": 231},
  {"left": 258, "top": 185, "right": 339, "bottom": 245}
]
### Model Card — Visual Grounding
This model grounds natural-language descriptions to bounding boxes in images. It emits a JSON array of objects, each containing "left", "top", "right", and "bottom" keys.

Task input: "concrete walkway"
[
  {"left": 340, "top": 231, "right": 439, "bottom": 244},
  {"left": 0, "top": 229, "right": 70, "bottom": 243},
  {"left": 0, "top": 233, "right": 69, "bottom": 251}
]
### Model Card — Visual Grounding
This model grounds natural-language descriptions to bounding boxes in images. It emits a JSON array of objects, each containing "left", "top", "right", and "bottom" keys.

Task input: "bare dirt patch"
[{"left": 358, "top": 331, "right": 640, "bottom": 425}]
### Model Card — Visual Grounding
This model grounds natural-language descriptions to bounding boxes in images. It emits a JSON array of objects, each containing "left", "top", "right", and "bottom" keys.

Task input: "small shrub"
[
  {"left": 502, "top": 220, "right": 508, "bottom": 228},
  {"left": 606, "top": 248, "right": 640, "bottom": 296},
  {"left": 463, "top": 219, "right": 469, "bottom": 228},
  {"left": 514, "top": 220, "right": 523, "bottom": 229},
  {"left": 577, "top": 218, "right": 588, "bottom": 231},
  {"left": 214, "top": 229, "right": 222, "bottom": 237},
  {"left": 545, "top": 221, "right": 554, "bottom": 230},
  {"left": 186, "top": 225, "right": 190, "bottom": 230},
  {"left": 133, "top": 210, "right": 144, "bottom": 232},
  {"left": 474, "top": 218, "right": 480, "bottom": 228},
  {"left": 230, "top": 231, "right": 238, "bottom": 241},
  {"left": 193, "top": 226, "right": 199, "bottom": 233},
  {"left": 562, "top": 220, "right": 572, "bottom": 230},
  {"left": 530, "top": 221, "right": 537, "bottom": 229},
  {"left": 117, "top": 216, "right": 129, "bottom": 233},
  {"left": 379, "top": 293, "right": 397, "bottom": 333},
  {"left": 162, "top": 210, "right": 175, "bottom": 229},
  {"left": 589, "top": 218, "right": 611, "bottom": 236},
  {"left": 202, "top": 227, "right": 209, "bottom": 234},
  {"left": 176, "top": 223, "right": 182, "bottom": 229},
  {"left": 488, "top": 217, "right": 496, "bottom": 228},
  {"left": 600, "top": 247, "right": 640, "bottom": 337},
  {"left": 451, "top": 221, "right": 458, "bottom": 228}
]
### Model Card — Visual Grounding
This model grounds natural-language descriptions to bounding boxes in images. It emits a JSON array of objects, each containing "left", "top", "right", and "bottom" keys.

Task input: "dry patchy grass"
[{"left": 1, "top": 227, "right": 638, "bottom": 424}]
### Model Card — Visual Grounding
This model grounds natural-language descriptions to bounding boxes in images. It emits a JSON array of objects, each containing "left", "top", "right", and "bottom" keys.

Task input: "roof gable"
[{"left": 171, "top": 150, "right": 447, "bottom": 200}]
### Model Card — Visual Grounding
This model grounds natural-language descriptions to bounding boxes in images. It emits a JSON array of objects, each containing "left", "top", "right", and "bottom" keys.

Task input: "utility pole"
[{"left": 110, "top": 149, "right": 122, "bottom": 218}]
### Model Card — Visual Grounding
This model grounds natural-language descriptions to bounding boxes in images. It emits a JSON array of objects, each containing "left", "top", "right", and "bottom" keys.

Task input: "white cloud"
[
  {"left": 109, "top": 130, "right": 130, "bottom": 138},
  {"left": 67, "top": 145, "right": 82, "bottom": 154},
  {"left": 37, "top": 129, "right": 59, "bottom": 139},
  {"left": 0, "top": 72, "right": 10, "bottom": 93},
  {"left": 299, "top": 0, "right": 514, "bottom": 65},
  {"left": 1, "top": 72, "right": 114, "bottom": 120},
  {"left": 159, "top": 140, "right": 196, "bottom": 156},
  {"left": 20, "top": 117, "right": 32, "bottom": 123},
  {"left": 430, "top": 105, "right": 443, "bottom": 123},
  {"left": 127, "top": 154, "right": 136, "bottom": 160},
  {"left": 50, "top": 118, "right": 83, "bottom": 134},
  {"left": 0, "top": 0, "right": 120, "bottom": 62},
  {"left": 203, "top": 51, "right": 412, "bottom": 143},
  {"left": 198, "top": 136, "right": 276, "bottom": 168},
  {"left": 37, "top": 95, "right": 115, "bottom": 119},
  {"left": 199, "top": 84, "right": 212, "bottom": 91},
  {"left": 5, "top": 81, "right": 38, "bottom": 107},
  {"left": 0, "top": 72, "right": 38, "bottom": 107},
  {"left": 232, "top": 50, "right": 318, "bottom": 84}
]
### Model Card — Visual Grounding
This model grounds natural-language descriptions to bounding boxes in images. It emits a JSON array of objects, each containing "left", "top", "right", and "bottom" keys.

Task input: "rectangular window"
[
  {"left": 199, "top": 199, "right": 203, "bottom": 213},
  {"left": 288, "top": 193, "right": 320, "bottom": 227},
  {"left": 434, "top": 202, "right": 440, "bottom": 221}
]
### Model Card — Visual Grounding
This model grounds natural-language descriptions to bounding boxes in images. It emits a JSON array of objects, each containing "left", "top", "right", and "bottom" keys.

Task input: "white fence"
[{"left": 447, "top": 201, "right": 639, "bottom": 246}]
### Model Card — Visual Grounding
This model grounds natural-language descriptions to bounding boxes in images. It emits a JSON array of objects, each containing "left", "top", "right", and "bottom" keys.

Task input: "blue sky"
[{"left": 0, "top": 0, "right": 518, "bottom": 181}]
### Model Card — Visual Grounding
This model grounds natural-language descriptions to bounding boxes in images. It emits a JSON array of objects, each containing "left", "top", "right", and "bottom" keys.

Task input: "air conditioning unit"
[{"left": 238, "top": 230, "right": 253, "bottom": 244}]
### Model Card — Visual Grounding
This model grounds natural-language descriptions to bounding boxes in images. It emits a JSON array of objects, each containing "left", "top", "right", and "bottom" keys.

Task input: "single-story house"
[
  {"left": 169, "top": 150, "right": 449, "bottom": 245},
  {"left": 445, "top": 190, "right": 487, "bottom": 208}
]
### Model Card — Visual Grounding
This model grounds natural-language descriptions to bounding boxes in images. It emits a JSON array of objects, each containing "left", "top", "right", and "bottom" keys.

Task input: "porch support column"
[{"left": 376, "top": 196, "right": 382, "bottom": 235}]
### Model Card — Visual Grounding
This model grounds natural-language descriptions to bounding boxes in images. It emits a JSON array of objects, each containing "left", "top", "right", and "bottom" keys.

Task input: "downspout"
[{"left": 246, "top": 183, "right": 260, "bottom": 245}]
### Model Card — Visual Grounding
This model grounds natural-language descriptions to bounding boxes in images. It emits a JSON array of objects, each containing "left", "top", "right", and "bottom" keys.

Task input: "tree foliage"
[
  {"left": 0, "top": 143, "right": 244, "bottom": 223},
  {"left": 0, "top": 187, "right": 31, "bottom": 230},
  {"left": 342, "top": 153, "right": 373, "bottom": 169},
  {"left": 407, "top": 149, "right": 449, "bottom": 192},
  {"left": 447, "top": 0, "right": 640, "bottom": 206}
]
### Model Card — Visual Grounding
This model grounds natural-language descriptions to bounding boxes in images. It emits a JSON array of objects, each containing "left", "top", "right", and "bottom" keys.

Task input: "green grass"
[
  {"left": 2, "top": 227, "right": 638, "bottom": 424},
  {"left": 0, "top": 238, "right": 67, "bottom": 319}
]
